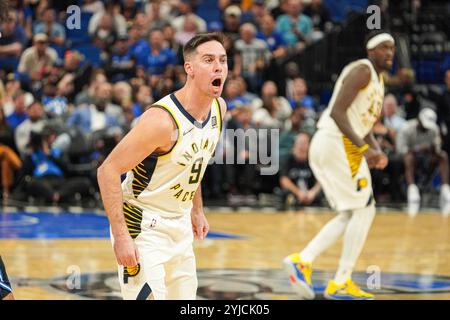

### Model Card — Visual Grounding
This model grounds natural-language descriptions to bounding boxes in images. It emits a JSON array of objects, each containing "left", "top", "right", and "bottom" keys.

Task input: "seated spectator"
[
  {"left": 6, "top": 90, "right": 33, "bottom": 130},
  {"left": 127, "top": 24, "right": 151, "bottom": 63},
  {"left": 252, "top": 95, "right": 286, "bottom": 129},
  {"left": 2, "top": 72, "right": 22, "bottom": 117},
  {"left": 82, "top": 0, "right": 105, "bottom": 14},
  {"left": 303, "top": 0, "right": 332, "bottom": 41},
  {"left": 222, "top": 5, "right": 241, "bottom": 42},
  {"left": 437, "top": 69, "right": 450, "bottom": 161},
  {"left": 15, "top": 100, "right": 46, "bottom": 156},
  {"left": 33, "top": 8, "right": 65, "bottom": 46},
  {"left": 105, "top": 34, "right": 136, "bottom": 83},
  {"left": 131, "top": 85, "right": 153, "bottom": 119},
  {"left": 261, "top": 80, "right": 292, "bottom": 119},
  {"left": 92, "top": 13, "right": 117, "bottom": 52},
  {"left": 171, "top": 0, "right": 207, "bottom": 33},
  {"left": 41, "top": 81, "right": 69, "bottom": 118},
  {"left": 371, "top": 115, "right": 403, "bottom": 203},
  {"left": 240, "top": 0, "right": 268, "bottom": 26},
  {"left": 174, "top": 15, "right": 198, "bottom": 46},
  {"left": 396, "top": 108, "right": 450, "bottom": 215},
  {"left": 275, "top": 0, "right": 312, "bottom": 49},
  {"left": 256, "top": 13, "right": 287, "bottom": 60},
  {"left": 74, "top": 70, "right": 107, "bottom": 106},
  {"left": 88, "top": 0, "right": 127, "bottom": 37},
  {"left": 234, "top": 23, "right": 271, "bottom": 93},
  {"left": 276, "top": 132, "right": 322, "bottom": 210},
  {"left": 0, "top": 10, "right": 28, "bottom": 72},
  {"left": 224, "top": 105, "right": 258, "bottom": 205},
  {"left": 120, "top": 0, "right": 142, "bottom": 22},
  {"left": 280, "top": 106, "right": 316, "bottom": 165},
  {"left": 383, "top": 93, "right": 406, "bottom": 133},
  {"left": 0, "top": 108, "right": 22, "bottom": 200},
  {"left": 15, "top": 131, "right": 91, "bottom": 205},
  {"left": 17, "top": 33, "right": 58, "bottom": 82},
  {"left": 288, "top": 77, "right": 316, "bottom": 115},
  {"left": 137, "top": 29, "right": 177, "bottom": 87},
  {"left": 145, "top": 0, "right": 174, "bottom": 30},
  {"left": 66, "top": 83, "right": 123, "bottom": 140}
]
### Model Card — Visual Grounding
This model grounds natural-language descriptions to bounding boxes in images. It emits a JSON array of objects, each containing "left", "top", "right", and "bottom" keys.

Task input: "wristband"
[{"left": 358, "top": 144, "right": 369, "bottom": 153}]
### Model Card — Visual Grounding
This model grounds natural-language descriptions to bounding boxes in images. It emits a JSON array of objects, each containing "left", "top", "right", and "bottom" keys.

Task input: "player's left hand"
[
  {"left": 374, "top": 152, "right": 389, "bottom": 169},
  {"left": 191, "top": 210, "right": 209, "bottom": 240}
]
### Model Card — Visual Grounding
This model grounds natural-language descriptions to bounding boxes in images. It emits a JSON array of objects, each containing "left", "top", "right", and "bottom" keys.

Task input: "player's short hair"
[
  {"left": 183, "top": 32, "right": 225, "bottom": 61},
  {"left": 0, "top": 0, "right": 11, "bottom": 23}
]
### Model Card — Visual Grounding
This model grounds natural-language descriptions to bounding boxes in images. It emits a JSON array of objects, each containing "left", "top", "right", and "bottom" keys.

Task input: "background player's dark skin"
[{"left": 330, "top": 39, "right": 395, "bottom": 169}]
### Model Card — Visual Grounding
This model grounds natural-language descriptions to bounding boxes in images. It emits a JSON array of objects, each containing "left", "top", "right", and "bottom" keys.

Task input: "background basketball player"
[
  {"left": 97, "top": 33, "right": 228, "bottom": 300},
  {"left": 283, "top": 31, "right": 395, "bottom": 300}
]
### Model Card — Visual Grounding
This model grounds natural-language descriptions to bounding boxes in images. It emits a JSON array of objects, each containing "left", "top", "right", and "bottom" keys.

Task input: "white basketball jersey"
[
  {"left": 317, "top": 59, "right": 385, "bottom": 138},
  {"left": 121, "top": 93, "right": 223, "bottom": 217}
]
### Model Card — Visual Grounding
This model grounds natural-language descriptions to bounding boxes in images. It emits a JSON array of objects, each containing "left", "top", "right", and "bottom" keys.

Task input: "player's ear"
[{"left": 184, "top": 61, "right": 193, "bottom": 76}]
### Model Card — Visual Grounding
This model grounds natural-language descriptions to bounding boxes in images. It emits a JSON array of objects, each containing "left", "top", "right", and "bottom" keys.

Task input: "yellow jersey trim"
[{"left": 149, "top": 104, "right": 181, "bottom": 159}]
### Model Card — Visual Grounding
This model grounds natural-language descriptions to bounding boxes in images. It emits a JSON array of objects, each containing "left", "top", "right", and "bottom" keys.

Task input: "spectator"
[
  {"left": 224, "top": 104, "right": 258, "bottom": 205},
  {"left": 437, "top": 70, "right": 450, "bottom": 162},
  {"left": 92, "top": 13, "right": 117, "bottom": 52},
  {"left": 41, "top": 81, "right": 69, "bottom": 118},
  {"left": 382, "top": 94, "right": 406, "bottom": 133},
  {"left": 0, "top": 108, "right": 22, "bottom": 200},
  {"left": 1, "top": 72, "right": 22, "bottom": 117},
  {"left": 371, "top": 115, "right": 403, "bottom": 203},
  {"left": 222, "top": 5, "right": 242, "bottom": 42},
  {"left": 396, "top": 108, "right": 450, "bottom": 215},
  {"left": 15, "top": 100, "right": 46, "bottom": 156},
  {"left": 74, "top": 71, "right": 107, "bottom": 106},
  {"left": 16, "top": 131, "right": 91, "bottom": 205},
  {"left": 288, "top": 77, "right": 316, "bottom": 115},
  {"left": 174, "top": 15, "right": 198, "bottom": 46},
  {"left": 276, "top": 132, "right": 322, "bottom": 210},
  {"left": 88, "top": 0, "right": 127, "bottom": 37},
  {"left": 240, "top": 0, "right": 269, "bottom": 27},
  {"left": 234, "top": 23, "right": 271, "bottom": 92},
  {"left": 33, "top": 8, "right": 65, "bottom": 46},
  {"left": 252, "top": 95, "right": 285, "bottom": 129},
  {"left": 105, "top": 35, "right": 136, "bottom": 83},
  {"left": 303, "top": 0, "right": 332, "bottom": 40},
  {"left": 145, "top": 0, "right": 174, "bottom": 30},
  {"left": 171, "top": 0, "right": 207, "bottom": 33},
  {"left": 257, "top": 14, "right": 287, "bottom": 60},
  {"left": 261, "top": 80, "right": 292, "bottom": 118},
  {"left": 275, "top": 0, "right": 312, "bottom": 49},
  {"left": 120, "top": 0, "right": 142, "bottom": 22},
  {"left": 280, "top": 105, "right": 316, "bottom": 163},
  {"left": 271, "top": 0, "right": 289, "bottom": 20},
  {"left": 0, "top": 10, "right": 28, "bottom": 72},
  {"left": 128, "top": 25, "right": 150, "bottom": 63},
  {"left": 17, "top": 33, "right": 58, "bottom": 82},
  {"left": 6, "top": 90, "right": 32, "bottom": 130},
  {"left": 66, "top": 83, "right": 123, "bottom": 140},
  {"left": 82, "top": 0, "right": 105, "bottom": 14},
  {"left": 137, "top": 29, "right": 177, "bottom": 87},
  {"left": 131, "top": 85, "right": 153, "bottom": 119}
]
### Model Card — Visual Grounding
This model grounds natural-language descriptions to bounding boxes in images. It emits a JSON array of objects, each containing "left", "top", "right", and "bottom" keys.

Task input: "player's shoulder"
[{"left": 344, "top": 59, "right": 372, "bottom": 88}]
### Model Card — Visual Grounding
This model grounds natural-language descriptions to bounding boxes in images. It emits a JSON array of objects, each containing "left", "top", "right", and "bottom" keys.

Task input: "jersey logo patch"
[{"left": 211, "top": 116, "right": 217, "bottom": 129}]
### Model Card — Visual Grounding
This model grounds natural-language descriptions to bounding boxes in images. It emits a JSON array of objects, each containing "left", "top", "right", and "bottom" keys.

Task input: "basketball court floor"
[{"left": 1, "top": 206, "right": 449, "bottom": 300}]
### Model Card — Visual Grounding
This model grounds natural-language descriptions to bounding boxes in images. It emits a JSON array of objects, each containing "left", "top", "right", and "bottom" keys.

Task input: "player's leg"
[
  {"left": 165, "top": 248, "right": 198, "bottom": 300},
  {"left": 0, "top": 256, "right": 14, "bottom": 300},
  {"left": 324, "top": 200, "right": 376, "bottom": 300},
  {"left": 404, "top": 152, "right": 420, "bottom": 216}
]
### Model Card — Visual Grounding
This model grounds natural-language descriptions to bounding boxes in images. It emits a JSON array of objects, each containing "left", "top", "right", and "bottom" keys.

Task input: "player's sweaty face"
[
  {"left": 193, "top": 41, "right": 228, "bottom": 96},
  {"left": 373, "top": 41, "right": 395, "bottom": 71}
]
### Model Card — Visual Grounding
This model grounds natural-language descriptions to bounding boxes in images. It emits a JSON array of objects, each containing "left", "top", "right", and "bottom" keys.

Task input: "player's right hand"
[
  {"left": 113, "top": 234, "right": 140, "bottom": 267},
  {"left": 362, "top": 148, "right": 382, "bottom": 168}
]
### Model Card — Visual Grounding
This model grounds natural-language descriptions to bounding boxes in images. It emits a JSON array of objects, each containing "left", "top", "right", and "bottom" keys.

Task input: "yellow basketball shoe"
[
  {"left": 282, "top": 253, "right": 315, "bottom": 299},
  {"left": 324, "top": 278, "right": 375, "bottom": 300}
]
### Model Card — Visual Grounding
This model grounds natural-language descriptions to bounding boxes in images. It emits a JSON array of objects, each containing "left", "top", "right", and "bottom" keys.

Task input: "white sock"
[
  {"left": 334, "top": 203, "right": 376, "bottom": 285},
  {"left": 300, "top": 211, "right": 351, "bottom": 263}
]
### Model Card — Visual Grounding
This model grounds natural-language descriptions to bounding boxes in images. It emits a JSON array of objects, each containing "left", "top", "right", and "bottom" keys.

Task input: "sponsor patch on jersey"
[{"left": 211, "top": 116, "right": 217, "bottom": 129}]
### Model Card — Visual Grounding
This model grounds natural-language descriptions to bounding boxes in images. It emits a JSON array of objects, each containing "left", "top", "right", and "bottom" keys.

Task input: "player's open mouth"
[{"left": 212, "top": 78, "right": 222, "bottom": 87}]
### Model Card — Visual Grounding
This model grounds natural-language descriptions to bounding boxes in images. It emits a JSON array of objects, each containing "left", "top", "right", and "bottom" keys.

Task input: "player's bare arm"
[
  {"left": 191, "top": 184, "right": 209, "bottom": 240},
  {"left": 330, "top": 64, "right": 383, "bottom": 166},
  {"left": 364, "top": 130, "right": 389, "bottom": 169},
  {"left": 97, "top": 107, "right": 176, "bottom": 267}
]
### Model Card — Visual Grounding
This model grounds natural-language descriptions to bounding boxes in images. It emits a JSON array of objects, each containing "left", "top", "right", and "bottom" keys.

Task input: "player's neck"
[
  {"left": 368, "top": 57, "right": 383, "bottom": 77},
  {"left": 175, "top": 84, "right": 214, "bottom": 123}
]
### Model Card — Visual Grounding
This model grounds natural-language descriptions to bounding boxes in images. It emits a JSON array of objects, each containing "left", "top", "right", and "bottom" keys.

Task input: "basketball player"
[
  {"left": 0, "top": 256, "right": 14, "bottom": 300},
  {"left": 97, "top": 33, "right": 228, "bottom": 300},
  {"left": 283, "top": 31, "right": 395, "bottom": 300}
]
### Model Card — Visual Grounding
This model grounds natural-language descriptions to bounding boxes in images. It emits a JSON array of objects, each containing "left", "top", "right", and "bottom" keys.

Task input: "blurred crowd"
[{"left": 0, "top": 0, "right": 449, "bottom": 210}]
